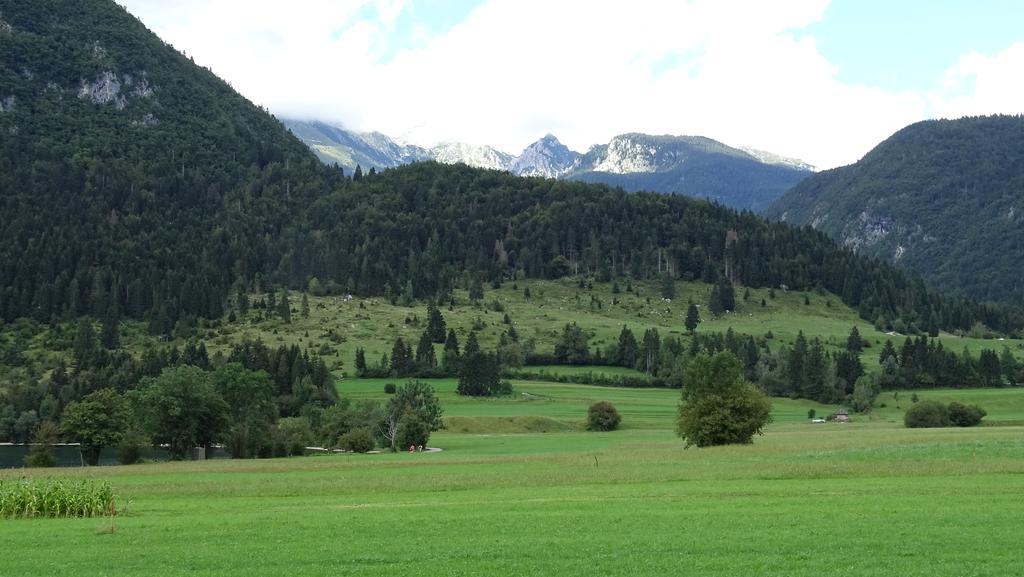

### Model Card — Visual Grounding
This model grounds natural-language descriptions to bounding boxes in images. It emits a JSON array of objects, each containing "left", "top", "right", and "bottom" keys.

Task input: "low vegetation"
[
  {"left": 0, "top": 478, "right": 116, "bottom": 519},
  {"left": 905, "top": 400, "right": 987, "bottom": 428},
  {"left": 586, "top": 401, "right": 621, "bottom": 431}
]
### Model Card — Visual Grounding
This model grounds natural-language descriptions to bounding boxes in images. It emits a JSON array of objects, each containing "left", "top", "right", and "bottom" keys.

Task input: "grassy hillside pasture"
[{"left": 13, "top": 278, "right": 1008, "bottom": 377}]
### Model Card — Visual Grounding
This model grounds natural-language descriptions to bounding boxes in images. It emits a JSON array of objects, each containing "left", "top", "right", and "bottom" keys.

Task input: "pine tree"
[
  {"left": 278, "top": 291, "right": 291, "bottom": 323},
  {"left": 787, "top": 331, "right": 808, "bottom": 396},
  {"left": 442, "top": 329, "right": 461, "bottom": 373},
  {"left": 879, "top": 340, "right": 898, "bottom": 365},
  {"left": 719, "top": 279, "right": 735, "bottom": 312},
  {"left": 390, "top": 337, "right": 412, "bottom": 376},
  {"left": 685, "top": 303, "right": 701, "bottom": 333},
  {"left": 301, "top": 293, "right": 310, "bottom": 318},
  {"left": 415, "top": 331, "right": 437, "bottom": 369},
  {"left": 354, "top": 348, "right": 367, "bottom": 377},
  {"left": 846, "top": 326, "right": 863, "bottom": 354},
  {"left": 464, "top": 331, "right": 481, "bottom": 356},
  {"left": 614, "top": 326, "right": 638, "bottom": 368},
  {"left": 803, "top": 338, "right": 830, "bottom": 402},
  {"left": 426, "top": 303, "right": 447, "bottom": 343}
]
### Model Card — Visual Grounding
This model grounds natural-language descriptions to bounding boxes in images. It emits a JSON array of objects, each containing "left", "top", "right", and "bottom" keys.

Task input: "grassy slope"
[{"left": 74, "top": 278, "right": 1024, "bottom": 377}]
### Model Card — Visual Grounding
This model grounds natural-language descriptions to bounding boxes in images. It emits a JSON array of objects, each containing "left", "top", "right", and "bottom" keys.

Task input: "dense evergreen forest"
[
  {"left": 1, "top": 0, "right": 1022, "bottom": 341},
  {"left": 768, "top": 115, "right": 1024, "bottom": 302}
]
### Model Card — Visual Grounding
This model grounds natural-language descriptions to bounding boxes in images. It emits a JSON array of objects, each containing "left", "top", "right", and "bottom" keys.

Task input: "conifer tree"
[
  {"left": 685, "top": 303, "right": 701, "bottom": 333},
  {"left": 442, "top": 329, "right": 461, "bottom": 373},
  {"left": 415, "top": 330, "right": 437, "bottom": 369},
  {"left": 614, "top": 326, "right": 638, "bottom": 368},
  {"left": 354, "top": 348, "right": 367, "bottom": 377},
  {"left": 426, "top": 303, "right": 447, "bottom": 343}
]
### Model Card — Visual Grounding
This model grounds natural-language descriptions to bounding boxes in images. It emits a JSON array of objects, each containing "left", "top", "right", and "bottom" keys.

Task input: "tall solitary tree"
[
  {"left": 685, "top": 302, "right": 701, "bottom": 334},
  {"left": 426, "top": 303, "right": 447, "bottom": 343}
]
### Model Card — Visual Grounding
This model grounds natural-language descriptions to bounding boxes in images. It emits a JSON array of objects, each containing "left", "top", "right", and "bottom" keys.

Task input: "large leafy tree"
[
  {"left": 61, "top": 388, "right": 131, "bottom": 466},
  {"left": 211, "top": 363, "right": 277, "bottom": 458},
  {"left": 133, "top": 366, "right": 230, "bottom": 460},
  {"left": 379, "top": 381, "right": 444, "bottom": 451},
  {"left": 676, "top": 351, "right": 772, "bottom": 448}
]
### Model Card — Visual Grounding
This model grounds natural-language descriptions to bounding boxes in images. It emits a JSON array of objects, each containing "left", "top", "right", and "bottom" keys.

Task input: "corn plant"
[{"left": 0, "top": 479, "right": 117, "bottom": 519}]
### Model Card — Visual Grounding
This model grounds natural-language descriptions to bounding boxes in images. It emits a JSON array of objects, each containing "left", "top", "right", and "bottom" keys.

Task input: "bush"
[
  {"left": 904, "top": 400, "right": 950, "bottom": 428},
  {"left": 948, "top": 402, "right": 987, "bottom": 427},
  {"left": 396, "top": 413, "right": 430, "bottom": 449},
  {"left": 586, "top": 401, "right": 621, "bottom": 431},
  {"left": 384, "top": 383, "right": 397, "bottom": 394},
  {"left": 338, "top": 428, "right": 375, "bottom": 453}
]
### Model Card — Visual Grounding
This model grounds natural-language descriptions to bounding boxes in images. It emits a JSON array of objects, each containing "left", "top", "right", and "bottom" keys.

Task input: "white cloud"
[
  {"left": 118, "top": 0, "right": 1024, "bottom": 169},
  {"left": 931, "top": 42, "right": 1024, "bottom": 120}
]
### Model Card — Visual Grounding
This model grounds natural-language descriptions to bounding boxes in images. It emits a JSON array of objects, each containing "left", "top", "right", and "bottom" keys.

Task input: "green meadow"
[{"left": 4, "top": 381, "right": 1024, "bottom": 576}]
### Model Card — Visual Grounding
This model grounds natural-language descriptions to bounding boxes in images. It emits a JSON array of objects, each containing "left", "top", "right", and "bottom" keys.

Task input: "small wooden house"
[{"left": 834, "top": 409, "right": 850, "bottom": 422}]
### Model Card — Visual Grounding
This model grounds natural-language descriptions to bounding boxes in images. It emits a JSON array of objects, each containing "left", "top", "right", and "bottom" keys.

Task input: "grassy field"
[
  {"left": 2, "top": 423, "right": 1023, "bottom": 576},
  {"left": 4, "top": 383, "right": 1024, "bottom": 576},
  {"left": 339, "top": 376, "right": 835, "bottom": 432}
]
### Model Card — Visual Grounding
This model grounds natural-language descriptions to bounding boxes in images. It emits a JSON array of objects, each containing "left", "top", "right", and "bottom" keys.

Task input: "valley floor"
[{"left": 3, "top": 384, "right": 1024, "bottom": 576}]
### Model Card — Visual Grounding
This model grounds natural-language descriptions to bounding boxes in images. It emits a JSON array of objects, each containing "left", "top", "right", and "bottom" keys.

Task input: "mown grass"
[
  {"left": 4, "top": 383, "right": 1024, "bottom": 575},
  {"left": 2, "top": 423, "right": 1023, "bottom": 576}
]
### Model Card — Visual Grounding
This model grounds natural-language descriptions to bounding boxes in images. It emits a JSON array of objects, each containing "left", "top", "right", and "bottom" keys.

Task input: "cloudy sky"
[{"left": 119, "top": 0, "right": 1024, "bottom": 169}]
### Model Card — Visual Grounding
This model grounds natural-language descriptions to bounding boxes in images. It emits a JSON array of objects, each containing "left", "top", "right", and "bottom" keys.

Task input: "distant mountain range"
[
  {"left": 282, "top": 119, "right": 814, "bottom": 211},
  {"left": 767, "top": 115, "right": 1024, "bottom": 303}
]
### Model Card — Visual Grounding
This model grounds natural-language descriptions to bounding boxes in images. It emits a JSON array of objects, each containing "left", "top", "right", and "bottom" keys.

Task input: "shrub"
[
  {"left": 384, "top": 383, "right": 397, "bottom": 394},
  {"left": 0, "top": 479, "right": 116, "bottom": 519},
  {"left": 338, "top": 428, "right": 375, "bottom": 453},
  {"left": 904, "top": 400, "right": 950, "bottom": 428},
  {"left": 948, "top": 402, "right": 987, "bottom": 427},
  {"left": 586, "top": 401, "right": 621, "bottom": 431},
  {"left": 396, "top": 413, "right": 430, "bottom": 449}
]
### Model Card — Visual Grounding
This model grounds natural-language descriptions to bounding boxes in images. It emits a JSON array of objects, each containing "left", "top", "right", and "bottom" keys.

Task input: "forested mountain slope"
[
  {"left": 0, "top": 0, "right": 1019, "bottom": 338},
  {"left": 767, "top": 116, "right": 1024, "bottom": 302},
  {"left": 0, "top": 0, "right": 332, "bottom": 327}
]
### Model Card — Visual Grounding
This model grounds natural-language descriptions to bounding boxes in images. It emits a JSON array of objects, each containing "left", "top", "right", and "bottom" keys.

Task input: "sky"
[{"left": 118, "top": 0, "right": 1024, "bottom": 169}]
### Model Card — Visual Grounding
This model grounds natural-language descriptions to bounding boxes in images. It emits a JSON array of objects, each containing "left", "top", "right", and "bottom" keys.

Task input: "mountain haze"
[{"left": 767, "top": 115, "right": 1024, "bottom": 302}]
